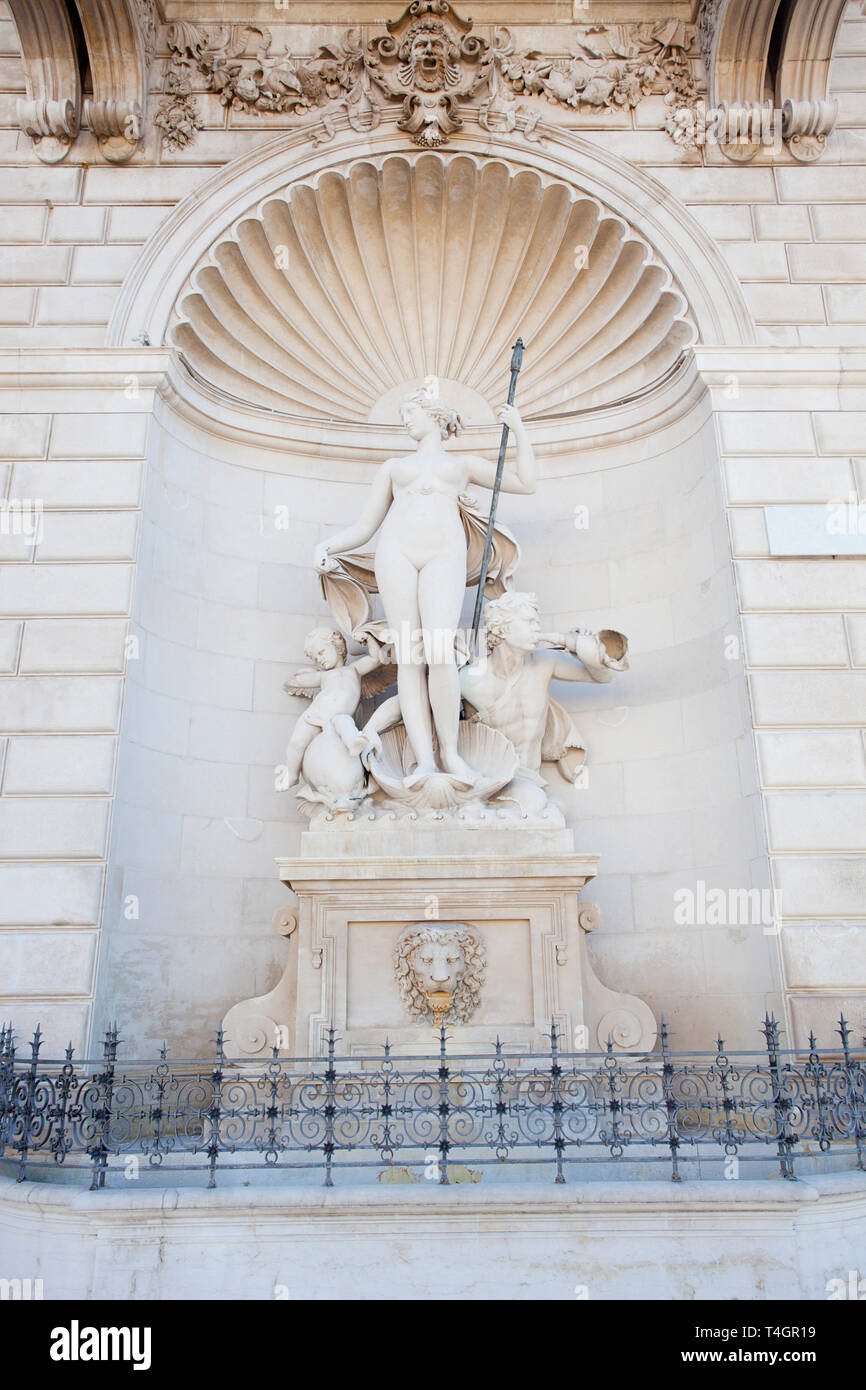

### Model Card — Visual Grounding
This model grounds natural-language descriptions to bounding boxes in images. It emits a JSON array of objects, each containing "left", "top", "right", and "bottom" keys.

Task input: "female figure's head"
[{"left": 399, "top": 390, "right": 462, "bottom": 443}]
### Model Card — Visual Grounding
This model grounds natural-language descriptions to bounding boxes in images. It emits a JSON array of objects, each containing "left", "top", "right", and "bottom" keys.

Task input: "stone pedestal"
[{"left": 223, "top": 828, "right": 656, "bottom": 1058}]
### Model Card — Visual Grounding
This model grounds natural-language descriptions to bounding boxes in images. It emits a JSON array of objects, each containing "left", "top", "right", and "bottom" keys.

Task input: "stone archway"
[
  {"left": 169, "top": 152, "right": 694, "bottom": 425},
  {"left": 108, "top": 117, "right": 756, "bottom": 354}
]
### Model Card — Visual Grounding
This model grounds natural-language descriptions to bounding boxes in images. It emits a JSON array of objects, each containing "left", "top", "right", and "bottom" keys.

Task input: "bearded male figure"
[{"left": 460, "top": 592, "right": 629, "bottom": 815}]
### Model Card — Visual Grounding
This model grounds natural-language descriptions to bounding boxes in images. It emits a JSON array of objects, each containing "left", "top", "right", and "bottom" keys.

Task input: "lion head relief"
[{"left": 393, "top": 923, "right": 486, "bottom": 1024}]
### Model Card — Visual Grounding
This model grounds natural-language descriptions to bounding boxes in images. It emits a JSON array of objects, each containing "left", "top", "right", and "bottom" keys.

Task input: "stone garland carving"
[
  {"left": 155, "top": 2, "right": 700, "bottom": 152},
  {"left": 394, "top": 923, "right": 486, "bottom": 1025}
]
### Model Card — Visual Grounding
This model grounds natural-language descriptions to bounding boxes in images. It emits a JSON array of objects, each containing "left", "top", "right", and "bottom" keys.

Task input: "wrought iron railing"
[{"left": 1, "top": 1015, "right": 864, "bottom": 1189}]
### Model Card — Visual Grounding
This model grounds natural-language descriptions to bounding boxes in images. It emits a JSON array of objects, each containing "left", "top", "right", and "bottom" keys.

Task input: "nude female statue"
[{"left": 313, "top": 391, "right": 536, "bottom": 788}]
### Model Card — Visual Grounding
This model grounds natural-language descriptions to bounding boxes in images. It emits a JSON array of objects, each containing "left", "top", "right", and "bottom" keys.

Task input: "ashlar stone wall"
[{"left": 0, "top": 2, "right": 864, "bottom": 1053}]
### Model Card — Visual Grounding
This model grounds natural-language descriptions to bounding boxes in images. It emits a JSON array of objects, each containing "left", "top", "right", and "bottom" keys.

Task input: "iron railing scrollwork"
[{"left": 0, "top": 1014, "right": 864, "bottom": 1190}]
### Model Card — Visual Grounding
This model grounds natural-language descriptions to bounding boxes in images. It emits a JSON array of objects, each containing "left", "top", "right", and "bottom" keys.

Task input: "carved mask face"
[
  {"left": 411, "top": 935, "right": 466, "bottom": 994},
  {"left": 402, "top": 25, "right": 453, "bottom": 91}
]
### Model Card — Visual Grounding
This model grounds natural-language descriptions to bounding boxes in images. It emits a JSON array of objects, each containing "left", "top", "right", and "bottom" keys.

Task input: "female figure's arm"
[
  {"left": 465, "top": 404, "right": 536, "bottom": 496},
  {"left": 313, "top": 460, "right": 394, "bottom": 570}
]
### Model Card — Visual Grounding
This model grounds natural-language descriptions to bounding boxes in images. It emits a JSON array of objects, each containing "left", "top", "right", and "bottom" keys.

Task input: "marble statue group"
[{"left": 284, "top": 384, "right": 629, "bottom": 826}]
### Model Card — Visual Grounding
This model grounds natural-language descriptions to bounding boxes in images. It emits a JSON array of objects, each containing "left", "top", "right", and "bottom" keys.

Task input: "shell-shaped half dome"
[{"left": 170, "top": 153, "right": 694, "bottom": 423}]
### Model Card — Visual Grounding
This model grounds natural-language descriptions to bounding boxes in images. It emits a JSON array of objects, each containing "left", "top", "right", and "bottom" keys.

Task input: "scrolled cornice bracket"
[
  {"left": 83, "top": 97, "right": 144, "bottom": 162},
  {"left": 17, "top": 96, "right": 79, "bottom": 162},
  {"left": 702, "top": 0, "right": 846, "bottom": 163},
  {"left": 782, "top": 96, "right": 838, "bottom": 162},
  {"left": 75, "top": 0, "right": 148, "bottom": 162},
  {"left": 8, "top": 0, "right": 81, "bottom": 163}
]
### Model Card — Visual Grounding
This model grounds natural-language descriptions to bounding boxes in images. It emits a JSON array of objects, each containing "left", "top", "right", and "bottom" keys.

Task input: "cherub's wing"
[
  {"left": 360, "top": 661, "right": 398, "bottom": 698},
  {"left": 283, "top": 668, "right": 320, "bottom": 699}
]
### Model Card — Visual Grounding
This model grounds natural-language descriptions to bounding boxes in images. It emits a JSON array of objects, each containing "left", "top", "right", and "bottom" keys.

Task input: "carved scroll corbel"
[
  {"left": 8, "top": 0, "right": 80, "bottom": 163},
  {"left": 782, "top": 97, "right": 838, "bottom": 163},
  {"left": 75, "top": 0, "right": 147, "bottom": 162},
  {"left": 83, "top": 97, "right": 144, "bottom": 155}
]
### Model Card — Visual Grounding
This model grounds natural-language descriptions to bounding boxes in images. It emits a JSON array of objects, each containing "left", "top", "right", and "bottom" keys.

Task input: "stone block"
[
  {"left": 0, "top": 207, "right": 47, "bottom": 242},
  {"left": 48, "top": 414, "right": 148, "bottom": 459},
  {"left": 775, "top": 166, "right": 866, "bottom": 202},
  {"left": 35, "top": 511, "right": 139, "bottom": 562},
  {"left": 0, "top": 246, "right": 70, "bottom": 285},
  {"left": 3, "top": 735, "right": 116, "bottom": 794},
  {"left": 36, "top": 286, "right": 118, "bottom": 325},
  {"left": 10, "top": 461, "right": 143, "bottom": 508},
  {"left": 722, "top": 242, "right": 789, "bottom": 281},
  {"left": 753, "top": 205, "right": 812, "bottom": 241},
  {"left": 107, "top": 205, "right": 173, "bottom": 242},
  {"left": 718, "top": 413, "right": 815, "bottom": 454},
  {"left": 70, "top": 245, "right": 141, "bottom": 285},
  {"left": 0, "top": 167, "right": 81, "bottom": 202},
  {"left": 751, "top": 670, "right": 866, "bottom": 725},
  {"left": 0, "top": 287, "right": 34, "bottom": 324},
  {"left": 826, "top": 286, "right": 866, "bottom": 323},
  {"left": 46, "top": 206, "right": 106, "bottom": 243},
  {"left": 19, "top": 618, "right": 128, "bottom": 673},
  {"left": 0, "top": 862, "right": 103, "bottom": 926},
  {"left": 788, "top": 244, "right": 866, "bottom": 282},
  {"left": 756, "top": 730, "right": 866, "bottom": 787},
  {"left": 814, "top": 413, "right": 866, "bottom": 454},
  {"left": 781, "top": 923, "right": 866, "bottom": 990},
  {"left": 742, "top": 613, "right": 848, "bottom": 667},
  {"left": 724, "top": 457, "right": 854, "bottom": 504},
  {"left": 649, "top": 166, "right": 776, "bottom": 202},
  {"left": 766, "top": 791, "right": 866, "bottom": 852},
  {"left": 0, "top": 797, "right": 109, "bottom": 858},
  {"left": 0, "top": 676, "right": 122, "bottom": 732},
  {"left": 0, "top": 929, "right": 97, "bottom": 995},
  {"left": 0, "top": 564, "right": 133, "bottom": 617},
  {"left": 742, "top": 283, "right": 826, "bottom": 324},
  {"left": 0, "top": 620, "right": 19, "bottom": 672},
  {"left": 811, "top": 206, "right": 866, "bottom": 240},
  {"left": 774, "top": 856, "right": 866, "bottom": 917},
  {"left": 83, "top": 167, "right": 208, "bottom": 204},
  {"left": 737, "top": 559, "right": 866, "bottom": 611},
  {"left": 688, "top": 205, "right": 753, "bottom": 240}
]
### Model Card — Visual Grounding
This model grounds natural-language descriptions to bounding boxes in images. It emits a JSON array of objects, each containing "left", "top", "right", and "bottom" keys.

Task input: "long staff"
[{"left": 469, "top": 337, "right": 525, "bottom": 652}]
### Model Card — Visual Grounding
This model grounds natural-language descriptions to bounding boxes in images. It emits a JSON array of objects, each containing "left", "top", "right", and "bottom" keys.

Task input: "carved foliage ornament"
[{"left": 156, "top": 2, "right": 700, "bottom": 151}]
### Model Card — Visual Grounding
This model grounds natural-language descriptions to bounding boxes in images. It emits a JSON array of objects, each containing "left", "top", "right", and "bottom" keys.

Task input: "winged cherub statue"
[{"left": 282, "top": 627, "right": 394, "bottom": 813}]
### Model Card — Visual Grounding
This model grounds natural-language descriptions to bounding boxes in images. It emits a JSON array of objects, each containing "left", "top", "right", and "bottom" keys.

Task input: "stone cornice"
[
  {"left": 0, "top": 348, "right": 172, "bottom": 393},
  {"left": 0, "top": 347, "right": 171, "bottom": 397},
  {"left": 694, "top": 346, "right": 866, "bottom": 388}
]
